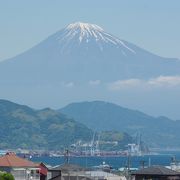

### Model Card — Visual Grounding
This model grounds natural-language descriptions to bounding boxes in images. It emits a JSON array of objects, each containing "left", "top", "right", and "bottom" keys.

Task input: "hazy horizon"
[{"left": 0, "top": 1, "right": 180, "bottom": 120}]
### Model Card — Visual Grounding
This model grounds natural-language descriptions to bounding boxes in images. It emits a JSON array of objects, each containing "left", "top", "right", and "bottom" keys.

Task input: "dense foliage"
[
  {"left": 0, "top": 100, "right": 92, "bottom": 150},
  {"left": 0, "top": 172, "right": 14, "bottom": 180},
  {"left": 98, "top": 131, "right": 133, "bottom": 151},
  {"left": 60, "top": 101, "right": 180, "bottom": 148},
  {"left": 0, "top": 100, "right": 132, "bottom": 150}
]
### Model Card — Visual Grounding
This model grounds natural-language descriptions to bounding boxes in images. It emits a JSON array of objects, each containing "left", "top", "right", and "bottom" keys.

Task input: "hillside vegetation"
[
  {"left": 0, "top": 99, "right": 132, "bottom": 150},
  {"left": 60, "top": 101, "right": 180, "bottom": 148}
]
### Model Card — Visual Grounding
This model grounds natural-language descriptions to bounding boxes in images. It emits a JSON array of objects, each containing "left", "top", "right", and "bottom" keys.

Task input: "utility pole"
[
  {"left": 140, "top": 160, "right": 146, "bottom": 169},
  {"left": 126, "top": 146, "right": 131, "bottom": 180},
  {"left": 64, "top": 149, "right": 70, "bottom": 164}
]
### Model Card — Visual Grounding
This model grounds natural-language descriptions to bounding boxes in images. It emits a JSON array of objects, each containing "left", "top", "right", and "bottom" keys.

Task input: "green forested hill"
[
  {"left": 0, "top": 99, "right": 132, "bottom": 150},
  {"left": 60, "top": 101, "right": 180, "bottom": 148},
  {"left": 0, "top": 99, "right": 93, "bottom": 150}
]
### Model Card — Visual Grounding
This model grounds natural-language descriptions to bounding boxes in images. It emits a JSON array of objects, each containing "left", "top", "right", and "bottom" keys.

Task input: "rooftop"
[
  {"left": 49, "top": 163, "right": 87, "bottom": 172},
  {"left": 132, "top": 165, "right": 180, "bottom": 176},
  {"left": 0, "top": 152, "right": 38, "bottom": 168}
]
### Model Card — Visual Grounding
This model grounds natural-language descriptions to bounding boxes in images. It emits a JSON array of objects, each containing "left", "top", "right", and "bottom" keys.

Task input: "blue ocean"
[{"left": 31, "top": 151, "right": 180, "bottom": 169}]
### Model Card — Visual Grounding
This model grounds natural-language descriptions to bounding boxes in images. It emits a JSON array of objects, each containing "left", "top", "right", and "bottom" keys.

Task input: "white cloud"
[
  {"left": 89, "top": 80, "right": 101, "bottom": 86},
  {"left": 64, "top": 82, "right": 74, "bottom": 88},
  {"left": 108, "top": 79, "right": 142, "bottom": 90},
  {"left": 108, "top": 76, "right": 180, "bottom": 91},
  {"left": 148, "top": 76, "right": 180, "bottom": 87}
]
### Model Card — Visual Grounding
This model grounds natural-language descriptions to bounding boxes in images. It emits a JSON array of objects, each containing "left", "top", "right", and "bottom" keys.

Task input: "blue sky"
[
  {"left": 0, "top": 0, "right": 180, "bottom": 119},
  {"left": 0, "top": 0, "right": 180, "bottom": 61}
]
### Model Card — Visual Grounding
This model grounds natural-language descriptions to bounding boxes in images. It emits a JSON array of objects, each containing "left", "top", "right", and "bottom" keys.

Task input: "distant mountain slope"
[
  {"left": 60, "top": 101, "right": 180, "bottom": 148},
  {"left": 0, "top": 22, "right": 180, "bottom": 118},
  {"left": 0, "top": 22, "right": 179, "bottom": 84},
  {"left": 0, "top": 99, "right": 132, "bottom": 150}
]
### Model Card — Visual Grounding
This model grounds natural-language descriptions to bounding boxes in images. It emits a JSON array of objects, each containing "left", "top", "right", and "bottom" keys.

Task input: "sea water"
[{"left": 31, "top": 151, "right": 180, "bottom": 169}]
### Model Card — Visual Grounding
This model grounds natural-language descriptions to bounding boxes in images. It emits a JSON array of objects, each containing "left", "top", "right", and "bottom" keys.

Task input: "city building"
[{"left": 0, "top": 152, "right": 40, "bottom": 180}]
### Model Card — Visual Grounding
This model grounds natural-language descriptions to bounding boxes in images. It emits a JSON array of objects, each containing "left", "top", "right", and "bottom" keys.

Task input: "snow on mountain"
[
  {"left": 0, "top": 22, "right": 180, "bottom": 117},
  {"left": 54, "top": 22, "right": 136, "bottom": 54},
  {"left": 0, "top": 22, "right": 179, "bottom": 84}
]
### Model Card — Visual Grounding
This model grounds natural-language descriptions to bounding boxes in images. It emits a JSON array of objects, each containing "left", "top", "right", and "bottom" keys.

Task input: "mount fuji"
[
  {"left": 0, "top": 22, "right": 180, "bottom": 84},
  {"left": 0, "top": 22, "right": 180, "bottom": 117}
]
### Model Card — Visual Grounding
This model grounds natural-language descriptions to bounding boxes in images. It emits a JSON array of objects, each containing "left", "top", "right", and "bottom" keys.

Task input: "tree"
[{"left": 0, "top": 172, "right": 14, "bottom": 180}]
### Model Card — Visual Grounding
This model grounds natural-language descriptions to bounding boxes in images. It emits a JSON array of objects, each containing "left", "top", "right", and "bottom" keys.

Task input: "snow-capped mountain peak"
[
  {"left": 63, "top": 22, "right": 104, "bottom": 43},
  {"left": 0, "top": 21, "right": 179, "bottom": 98},
  {"left": 66, "top": 22, "right": 104, "bottom": 33},
  {"left": 54, "top": 22, "right": 136, "bottom": 54}
]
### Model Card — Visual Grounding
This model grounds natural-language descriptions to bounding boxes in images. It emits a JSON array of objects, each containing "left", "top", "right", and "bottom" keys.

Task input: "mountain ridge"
[
  {"left": 60, "top": 100, "right": 180, "bottom": 148},
  {"left": 0, "top": 22, "right": 180, "bottom": 118},
  {"left": 0, "top": 99, "right": 132, "bottom": 150},
  {"left": 1, "top": 22, "right": 180, "bottom": 83},
  {"left": 0, "top": 99, "right": 92, "bottom": 149}
]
